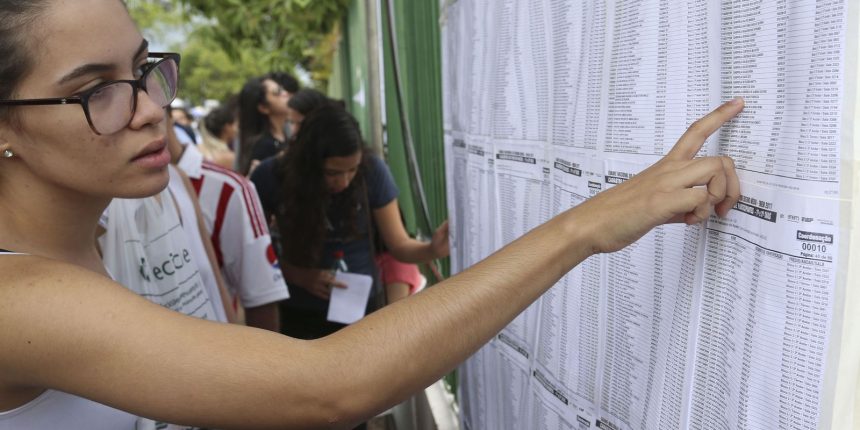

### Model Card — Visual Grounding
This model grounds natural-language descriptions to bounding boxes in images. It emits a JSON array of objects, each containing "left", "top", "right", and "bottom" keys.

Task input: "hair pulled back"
[{"left": 0, "top": 1, "right": 52, "bottom": 123}]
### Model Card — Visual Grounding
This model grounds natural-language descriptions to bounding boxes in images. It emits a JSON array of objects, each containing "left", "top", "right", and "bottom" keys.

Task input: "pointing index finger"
[{"left": 667, "top": 97, "right": 745, "bottom": 161}]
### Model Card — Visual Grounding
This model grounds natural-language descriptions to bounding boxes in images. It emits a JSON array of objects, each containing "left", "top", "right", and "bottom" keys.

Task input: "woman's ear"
[
  {"left": 0, "top": 136, "right": 14, "bottom": 159},
  {"left": 257, "top": 103, "right": 270, "bottom": 116}
]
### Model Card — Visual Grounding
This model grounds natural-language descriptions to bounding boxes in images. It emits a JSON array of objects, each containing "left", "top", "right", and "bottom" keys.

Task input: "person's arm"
[
  {"left": 0, "top": 99, "right": 742, "bottom": 429},
  {"left": 373, "top": 201, "right": 448, "bottom": 263},
  {"left": 227, "top": 178, "right": 288, "bottom": 331}
]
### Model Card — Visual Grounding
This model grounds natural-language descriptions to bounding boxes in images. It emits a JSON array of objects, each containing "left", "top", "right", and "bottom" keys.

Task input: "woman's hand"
[
  {"left": 577, "top": 97, "right": 744, "bottom": 255},
  {"left": 284, "top": 264, "right": 347, "bottom": 300},
  {"left": 305, "top": 270, "right": 348, "bottom": 300},
  {"left": 430, "top": 220, "right": 450, "bottom": 259},
  {"left": 374, "top": 201, "right": 451, "bottom": 263}
]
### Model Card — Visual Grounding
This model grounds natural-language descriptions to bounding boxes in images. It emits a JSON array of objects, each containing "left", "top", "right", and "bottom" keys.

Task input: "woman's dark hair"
[
  {"left": 237, "top": 77, "right": 270, "bottom": 175},
  {"left": 277, "top": 105, "right": 370, "bottom": 267},
  {"left": 267, "top": 72, "right": 300, "bottom": 94},
  {"left": 287, "top": 89, "right": 330, "bottom": 116},
  {"left": 0, "top": 1, "right": 52, "bottom": 123}
]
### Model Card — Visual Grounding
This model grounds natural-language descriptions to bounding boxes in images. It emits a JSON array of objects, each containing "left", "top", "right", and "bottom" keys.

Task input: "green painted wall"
[
  {"left": 329, "top": 0, "right": 371, "bottom": 139},
  {"left": 382, "top": 0, "right": 447, "bottom": 274}
]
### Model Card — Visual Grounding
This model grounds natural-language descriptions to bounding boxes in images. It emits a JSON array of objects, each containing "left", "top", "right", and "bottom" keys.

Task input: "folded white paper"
[{"left": 327, "top": 271, "right": 373, "bottom": 324}]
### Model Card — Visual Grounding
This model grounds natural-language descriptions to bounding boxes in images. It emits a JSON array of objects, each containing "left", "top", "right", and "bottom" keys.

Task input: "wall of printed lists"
[{"left": 440, "top": 0, "right": 860, "bottom": 429}]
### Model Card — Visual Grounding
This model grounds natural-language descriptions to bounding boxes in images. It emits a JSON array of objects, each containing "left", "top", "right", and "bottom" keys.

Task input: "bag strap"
[{"left": 361, "top": 178, "right": 388, "bottom": 310}]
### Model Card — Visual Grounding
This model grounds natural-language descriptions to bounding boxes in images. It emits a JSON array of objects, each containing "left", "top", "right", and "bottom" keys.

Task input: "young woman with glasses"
[
  {"left": 237, "top": 76, "right": 291, "bottom": 175},
  {"left": 0, "top": 0, "right": 743, "bottom": 428}
]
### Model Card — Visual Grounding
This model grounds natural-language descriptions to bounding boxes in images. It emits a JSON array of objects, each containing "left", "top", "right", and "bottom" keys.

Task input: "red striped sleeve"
[
  {"left": 211, "top": 183, "right": 235, "bottom": 267},
  {"left": 245, "top": 180, "right": 267, "bottom": 237},
  {"left": 201, "top": 162, "right": 266, "bottom": 238}
]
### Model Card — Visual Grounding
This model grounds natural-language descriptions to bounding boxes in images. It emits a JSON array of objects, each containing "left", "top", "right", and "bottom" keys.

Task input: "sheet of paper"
[
  {"left": 525, "top": 367, "right": 591, "bottom": 430},
  {"left": 444, "top": 131, "right": 467, "bottom": 275},
  {"left": 494, "top": 344, "right": 532, "bottom": 430},
  {"left": 689, "top": 182, "right": 838, "bottom": 429},
  {"left": 326, "top": 272, "right": 373, "bottom": 324},
  {"left": 717, "top": 0, "right": 844, "bottom": 196},
  {"left": 531, "top": 150, "right": 603, "bottom": 429},
  {"left": 444, "top": 134, "right": 497, "bottom": 275},
  {"left": 493, "top": 139, "right": 551, "bottom": 356},
  {"left": 602, "top": 0, "right": 720, "bottom": 162},
  {"left": 454, "top": 0, "right": 496, "bottom": 137},
  {"left": 597, "top": 160, "right": 707, "bottom": 430},
  {"left": 549, "top": 0, "right": 596, "bottom": 152},
  {"left": 459, "top": 344, "right": 496, "bottom": 430},
  {"left": 491, "top": 0, "right": 551, "bottom": 142}
]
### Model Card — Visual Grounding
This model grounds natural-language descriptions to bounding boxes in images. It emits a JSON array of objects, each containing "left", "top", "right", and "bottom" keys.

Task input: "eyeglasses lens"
[
  {"left": 146, "top": 58, "right": 178, "bottom": 108},
  {"left": 88, "top": 83, "right": 135, "bottom": 135},
  {"left": 89, "top": 57, "right": 179, "bottom": 135}
]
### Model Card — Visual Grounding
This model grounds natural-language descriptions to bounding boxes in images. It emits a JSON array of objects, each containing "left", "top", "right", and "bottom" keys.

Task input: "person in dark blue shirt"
[
  {"left": 252, "top": 105, "right": 449, "bottom": 339},
  {"left": 237, "top": 76, "right": 290, "bottom": 175}
]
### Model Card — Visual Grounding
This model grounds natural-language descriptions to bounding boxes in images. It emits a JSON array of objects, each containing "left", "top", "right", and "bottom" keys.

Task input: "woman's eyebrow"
[
  {"left": 57, "top": 39, "right": 150, "bottom": 86},
  {"left": 57, "top": 63, "right": 114, "bottom": 86}
]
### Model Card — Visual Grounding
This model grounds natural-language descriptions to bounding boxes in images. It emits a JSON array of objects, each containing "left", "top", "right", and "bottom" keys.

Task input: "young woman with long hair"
[
  {"left": 237, "top": 76, "right": 290, "bottom": 175},
  {"left": 253, "top": 105, "right": 451, "bottom": 339},
  {"left": 0, "top": 0, "right": 743, "bottom": 427}
]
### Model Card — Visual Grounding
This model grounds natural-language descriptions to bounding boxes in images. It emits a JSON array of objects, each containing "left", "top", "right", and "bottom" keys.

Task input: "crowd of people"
[
  {"left": 162, "top": 69, "right": 440, "bottom": 347},
  {"left": 0, "top": 0, "right": 744, "bottom": 428}
]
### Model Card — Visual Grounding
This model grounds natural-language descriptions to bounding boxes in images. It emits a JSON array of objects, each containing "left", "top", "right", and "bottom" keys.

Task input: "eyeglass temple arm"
[{"left": 0, "top": 97, "right": 82, "bottom": 106}]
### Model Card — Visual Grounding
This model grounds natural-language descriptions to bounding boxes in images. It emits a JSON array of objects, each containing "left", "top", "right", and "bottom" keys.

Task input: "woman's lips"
[{"left": 132, "top": 138, "right": 170, "bottom": 168}]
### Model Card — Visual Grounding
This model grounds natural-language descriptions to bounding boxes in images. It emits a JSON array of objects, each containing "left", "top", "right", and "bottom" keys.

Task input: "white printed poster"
[{"left": 443, "top": 0, "right": 853, "bottom": 429}]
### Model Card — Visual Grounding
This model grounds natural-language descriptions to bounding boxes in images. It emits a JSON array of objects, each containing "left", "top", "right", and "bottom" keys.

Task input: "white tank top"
[{"left": 0, "top": 390, "right": 141, "bottom": 429}]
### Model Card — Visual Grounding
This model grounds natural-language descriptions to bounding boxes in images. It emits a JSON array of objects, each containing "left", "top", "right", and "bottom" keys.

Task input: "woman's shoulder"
[
  {"left": 0, "top": 255, "right": 125, "bottom": 304},
  {"left": 258, "top": 154, "right": 281, "bottom": 170},
  {"left": 0, "top": 255, "right": 168, "bottom": 334},
  {"left": 0, "top": 256, "right": 122, "bottom": 373},
  {"left": 361, "top": 152, "right": 392, "bottom": 181},
  {"left": 0, "top": 255, "right": 190, "bottom": 398},
  {"left": 363, "top": 152, "right": 386, "bottom": 169},
  {"left": 361, "top": 152, "right": 398, "bottom": 207},
  {"left": 250, "top": 155, "right": 281, "bottom": 183},
  {"left": 0, "top": 253, "right": 76, "bottom": 277}
]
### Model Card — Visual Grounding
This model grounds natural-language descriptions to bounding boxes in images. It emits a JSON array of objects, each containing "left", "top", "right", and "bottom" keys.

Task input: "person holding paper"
[
  {"left": 0, "top": 1, "right": 743, "bottom": 427},
  {"left": 251, "top": 105, "right": 450, "bottom": 340}
]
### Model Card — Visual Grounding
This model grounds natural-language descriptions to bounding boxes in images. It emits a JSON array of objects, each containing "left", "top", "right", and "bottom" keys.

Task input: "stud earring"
[{"left": 2, "top": 149, "right": 12, "bottom": 158}]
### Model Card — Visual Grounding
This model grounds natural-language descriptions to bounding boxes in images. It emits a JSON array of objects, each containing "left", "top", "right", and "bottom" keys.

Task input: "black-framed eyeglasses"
[
  {"left": 0, "top": 52, "right": 180, "bottom": 135},
  {"left": 269, "top": 86, "right": 287, "bottom": 96}
]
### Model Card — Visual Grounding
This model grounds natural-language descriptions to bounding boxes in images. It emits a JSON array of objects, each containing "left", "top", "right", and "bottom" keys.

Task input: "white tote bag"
[{"left": 99, "top": 188, "right": 219, "bottom": 321}]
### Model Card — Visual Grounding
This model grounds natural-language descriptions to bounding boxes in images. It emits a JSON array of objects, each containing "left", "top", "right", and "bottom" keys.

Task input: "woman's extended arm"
[
  {"left": 0, "top": 99, "right": 742, "bottom": 429},
  {"left": 372, "top": 200, "right": 448, "bottom": 264}
]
